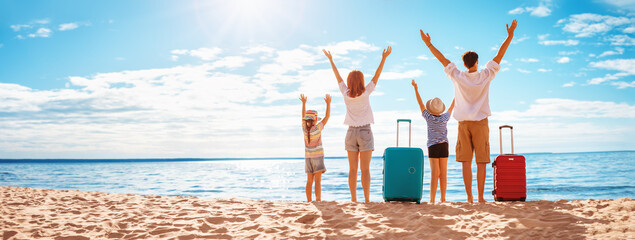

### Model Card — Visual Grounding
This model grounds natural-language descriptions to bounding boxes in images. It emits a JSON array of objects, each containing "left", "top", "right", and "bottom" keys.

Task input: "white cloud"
[
  {"left": 597, "top": 47, "right": 625, "bottom": 57},
  {"left": 244, "top": 45, "right": 276, "bottom": 55},
  {"left": 58, "top": 22, "right": 79, "bottom": 31},
  {"left": 539, "top": 39, "right": 580, "bottom": 46},
  {"left": 538, "top": 68, "right": 552, "bottom": 72},
  {"left": 611, "top": 81, "right": 635, "bottom": 89},
  {"left": 588, "top": 58, "right": 635, "bottom": 86},
  {"left": 606, "top": 34, "right": 635, "bottom": 46},
  {"left": 189, "top": 47, "right": 223, "bottom": 61},
  {"left": 10, "top": 24, "right": 31, "bottom": 31},
  {"left": 558, "top": 13, "right": 632, "bottom": 37},
  {"left": 170, "top": 47, "right": 223, "bottom": 61},
  {"left": 416, "top": 54, "right": 431, "bottom": 60},
  {"left": 600, "top": 0, "right": 635, "bottom": 13},
  {"left": 562, "top": 81, "right": 575, "bottom": 87},
  {"left": 558, "top": 50, "right": 582, "bottom": 55},
  {"left": 318, "top": 40, "right": 380, "bottom": 55},
  {"left": 33, "top": 19, "right": 50, "bottom": 24},
  {"left": 508, "top": 1, "right": 552, "bottom": 17},
  {"left": 508, "top": 7, "right": 525, "bottom": 15},
  {"left": 557, "top": 57, "right": 571, "bottom": 63},
  {"left": 517, "top": 68, "right": 531, "bottom": 74},
  {"left": 624, "top": 26, "right": 635, "bottom": 33},
  {"left": 518, "top": 58, "right": 539, "bottom": 63},
  {"left": 512, "top": 35, "right": 530, "bottom": 44},
  {"left": 28, "top": 28, "right": 52, "bottom": 38}
]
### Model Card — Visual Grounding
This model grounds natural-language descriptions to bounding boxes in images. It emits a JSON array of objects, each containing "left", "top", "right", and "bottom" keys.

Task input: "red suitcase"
[{"left": 492, "top": 125, "right": 526, "bottom": 201}]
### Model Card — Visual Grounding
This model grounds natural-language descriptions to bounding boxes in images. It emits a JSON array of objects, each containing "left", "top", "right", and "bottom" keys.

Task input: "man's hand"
[
  {"left": 299, "top": 94, "right": 307, "bottom": 103},
  {"left": 324, "top": 94, "right": 331, "bottom": 104},
  {"left": 411, "top": 79, "right": 418, "bottom": 90},
  {"left": 322, "top": 49, "right": 333, "bottom": 61},
  {"left": 382, "top": 46, "right": 392, "bottom": 59},
  {"left": 507, "top": 19, "right": 517, "bottom": 37},
  {"left": 420, "top": 30, "right": 432, "bottom": 46}
]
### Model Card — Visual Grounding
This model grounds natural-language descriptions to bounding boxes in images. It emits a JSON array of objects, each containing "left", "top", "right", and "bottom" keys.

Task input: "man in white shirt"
[{"left": 419, "top": 19, "right": 517, "bottom": 203}]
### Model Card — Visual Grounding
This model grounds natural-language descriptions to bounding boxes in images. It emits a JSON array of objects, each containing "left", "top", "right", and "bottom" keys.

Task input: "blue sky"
[{"left": 0, "top": 0, "right": 634, "bottom": 158}]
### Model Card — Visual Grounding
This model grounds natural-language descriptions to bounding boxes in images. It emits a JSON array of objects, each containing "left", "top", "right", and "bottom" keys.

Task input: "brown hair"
[
  {"left": 304, "top": 119, "right": 314, "bottom": 144},
  {"left": 346, "top": 70, "right": 365, "bottom": 98},
  {"left": 462, "top": 51, "right": 479, "bottom": 69}
]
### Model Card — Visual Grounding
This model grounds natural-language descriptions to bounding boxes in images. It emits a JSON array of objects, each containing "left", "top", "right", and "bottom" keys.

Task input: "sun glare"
[{"left": 194, "top": 0, "right": 306, "bottom": 42}]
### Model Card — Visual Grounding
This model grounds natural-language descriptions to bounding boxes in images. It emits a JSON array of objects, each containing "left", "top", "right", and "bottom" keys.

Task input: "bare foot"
[
  {"left": 478, "top": 198, "right": 487, "bottom": 203},
  {"left": 467, "top": 195, "right": 474, "bottom": 203},
  {"left": 429, "top": 201, "right": 435, "bottom": 204}
]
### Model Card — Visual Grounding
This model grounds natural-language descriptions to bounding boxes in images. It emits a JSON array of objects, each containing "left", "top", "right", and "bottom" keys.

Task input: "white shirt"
[
  {"left": 444, "top": 60, "right": 501, "bottom": 121},
  {"left": 339, "top": 81, "right": 375, "bottom": 127}
]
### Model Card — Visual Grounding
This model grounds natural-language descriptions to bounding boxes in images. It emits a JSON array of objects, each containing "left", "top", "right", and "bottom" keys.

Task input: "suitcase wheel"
[
  {"left": 496, "top": 197, "right": 503, "bottom": 201},
  {"left": 520, "top": 197, "right": 526, "bottom": 201},
  {"left": 416, "top": 200, "right": 420, "bottom": 204}
]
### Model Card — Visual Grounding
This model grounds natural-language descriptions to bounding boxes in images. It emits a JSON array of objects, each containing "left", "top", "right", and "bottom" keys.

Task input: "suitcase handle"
[
  {"left": 499, "top": 125, "right": 514, "bottom": 155},
  {"left": 396, "top": 119, "right": 411, "bottom": 147}
]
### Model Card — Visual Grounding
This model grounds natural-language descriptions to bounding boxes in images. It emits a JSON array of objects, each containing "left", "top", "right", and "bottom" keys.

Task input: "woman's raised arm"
[
  {"left": 322, "top": 49, "right": 344, "bottom": 84},
  {"left": 371, "top": 46, "right": 392, "bottom": 86}
]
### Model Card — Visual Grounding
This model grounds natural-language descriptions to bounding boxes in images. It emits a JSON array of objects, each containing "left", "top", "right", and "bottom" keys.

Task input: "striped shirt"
[
  {"left": 302, "top": 122, "right": 324, "bottom": 158},
  {"left": 422, "top": 110, "right": 450, "bottom": 147}
]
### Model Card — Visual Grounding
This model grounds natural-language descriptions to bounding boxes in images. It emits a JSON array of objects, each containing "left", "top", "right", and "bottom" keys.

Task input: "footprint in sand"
[{"left": 295, "top": 214, "right": 320, "bottom": 224}]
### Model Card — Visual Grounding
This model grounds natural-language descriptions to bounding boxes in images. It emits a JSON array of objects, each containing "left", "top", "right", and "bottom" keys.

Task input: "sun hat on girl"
[
  {"left": 303, "top": 110, "right": 320, "bottom": 121},
  {"left": 426, "top": 97, "right": 446, "bottom": 115}
]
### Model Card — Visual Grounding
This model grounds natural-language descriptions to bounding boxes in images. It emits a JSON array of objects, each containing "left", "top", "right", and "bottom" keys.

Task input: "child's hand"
[
  {"left": 324, "top": 94, "right": 332, "bottom": 104},
  {"left": 411, "top": 79, "right": 418, "bottom": 89},
  {"left": 382, "top": 46, "right": 392, "bottom": 59},
  {"left": 322, "top": 49, "right": 333, "bottom": 60},
  {"left": 299, "top": 94, "right": 307, "bottom": 103},
  {"left": 507, "top": 19, "right": 517, "bottom": 37}
]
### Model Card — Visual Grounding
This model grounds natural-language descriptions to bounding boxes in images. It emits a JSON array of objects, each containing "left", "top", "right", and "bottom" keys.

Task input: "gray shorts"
[
  {"left": 305, "top": 157, "right": 326, "bottom": 174},
  {"left": 345, "top": 125, "right": 374, "bottom": 152}
]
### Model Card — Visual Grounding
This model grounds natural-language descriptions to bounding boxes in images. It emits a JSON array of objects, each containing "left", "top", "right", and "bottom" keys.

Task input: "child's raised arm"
[
  {"left": 323, "top": 50, "right": 344, "bottom": 84},
  {"left": 371, "top": 46, "right": 392, "bottom": 86},
  {"left": 300, "top": 94, "right": 307, "bottom": 118},
  {"left": 320, "top": 94, "right": 331, "bottom": 127},
  {"left": 447, "top": 98, "right": 455, "bottom": 115},
  {"left": 411, "top": 80, "right": 426, "bottom": 113}
]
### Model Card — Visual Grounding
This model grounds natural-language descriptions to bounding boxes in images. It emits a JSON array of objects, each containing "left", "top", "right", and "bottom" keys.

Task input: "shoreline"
[{"left": 1, "top": 186, "right": 633, "bottom": 239}]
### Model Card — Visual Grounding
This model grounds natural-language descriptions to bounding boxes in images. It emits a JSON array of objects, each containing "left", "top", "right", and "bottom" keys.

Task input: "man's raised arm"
[
  {"left": 493, "top": 19, "right": 517, "bottom": 64},
  {"left": 420, "top": 30, "right": 450, "bottom": 67}
]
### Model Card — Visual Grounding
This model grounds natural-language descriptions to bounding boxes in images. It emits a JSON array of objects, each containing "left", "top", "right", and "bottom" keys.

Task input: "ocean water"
[{"left": 1, "top": 151, "right": 634, "bottom": 202}]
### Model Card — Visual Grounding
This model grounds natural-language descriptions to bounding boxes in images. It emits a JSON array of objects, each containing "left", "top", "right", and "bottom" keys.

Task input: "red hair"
[{"left": 346, "top": 70, "right": 365, "bottom": 98}]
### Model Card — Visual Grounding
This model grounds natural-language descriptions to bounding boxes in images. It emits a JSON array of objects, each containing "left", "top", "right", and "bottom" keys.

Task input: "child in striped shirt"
[
  {"left": 300, "top": 94, "right": 331, "bottom": 202},
  {"left": 411, "top": 80, "right": 455, "bottom": 203}
]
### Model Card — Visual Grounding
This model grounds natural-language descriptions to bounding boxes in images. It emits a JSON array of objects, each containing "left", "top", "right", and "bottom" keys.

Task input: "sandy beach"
[{"left": 0, "top": 186, "right": 632, "bottom": 239}]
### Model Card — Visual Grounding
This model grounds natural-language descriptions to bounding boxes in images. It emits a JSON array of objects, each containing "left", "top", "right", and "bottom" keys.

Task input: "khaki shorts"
[
  {"left": 305, "top": 156, "right": 326, "bottom": 174},
  {"left": 345, "top": 125, "right": 374, "bottom": 152},
  {"left": 456, "top": 118, "right": 491, "bottom": 164}
]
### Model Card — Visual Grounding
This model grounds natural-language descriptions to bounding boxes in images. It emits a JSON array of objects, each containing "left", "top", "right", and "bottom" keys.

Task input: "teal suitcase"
[{"left": 383, "top": 119, "right": 424, "bottom": 204}]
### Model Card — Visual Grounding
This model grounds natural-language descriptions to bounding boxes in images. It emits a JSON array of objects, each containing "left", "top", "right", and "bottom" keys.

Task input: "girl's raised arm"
[
  {"left": 300, "top": 94, "right": 307, "bottom": 118},
  {"left": 320, "top": 94, "right": 331, "bottom": 127},
  {"left": 411, "top": 80, "right": 426, "bottom": 113},
  {"left": 322, "top": 50, "right": 344, "bottom": 84},
  {"left": 371, "top": 46, "right": 392, "bottom": 86},
  {"left": 447, "top": 98, "right": 455, "bottom": 115}
]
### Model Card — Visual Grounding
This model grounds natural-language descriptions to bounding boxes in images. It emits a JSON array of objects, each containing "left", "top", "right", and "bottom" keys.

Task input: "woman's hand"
[
  {"left": 324, "top": 94, "right": 331, "bottom": 104},
  {"left": 382, "top": 46, "right": 392, "bottom": 59},
  {"left": 322, "top": 49, "right": 333, "bottom": 61},
  {"left": 411, "top": 79, "right": 418, "bottom": 89},
  {"left": 420, "top": 30, "right": 432, "bottom": 46},
  {"left": 299, "top": 94, "right": 307, "bottom": 103}
]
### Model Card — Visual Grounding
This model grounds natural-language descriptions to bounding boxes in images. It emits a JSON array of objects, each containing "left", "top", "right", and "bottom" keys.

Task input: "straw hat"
[{"left": 426, "top": 98, "right": 445, "bottom": 115}]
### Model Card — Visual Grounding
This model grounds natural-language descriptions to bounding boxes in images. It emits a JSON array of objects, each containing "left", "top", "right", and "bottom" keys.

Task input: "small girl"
[
  {"left": 411, "top": 80, "right": 454, "bottom": 203},
  {"left": 300, "top": 94, "right": 331, "bottom": 202}
]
